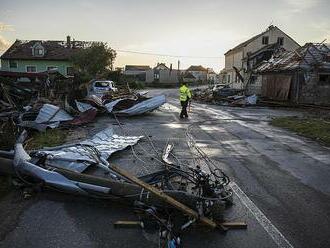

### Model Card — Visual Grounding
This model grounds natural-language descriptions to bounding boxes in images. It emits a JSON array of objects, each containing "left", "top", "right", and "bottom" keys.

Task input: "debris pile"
[
  {"left": 0, "top": 73, "right": 166, "bottom": 132},
  {"left": 192, "top": 86, "right": 257, "bottom": 107},
  {"left": 0, "top": 126, "right": 242, "bottom": 246}
]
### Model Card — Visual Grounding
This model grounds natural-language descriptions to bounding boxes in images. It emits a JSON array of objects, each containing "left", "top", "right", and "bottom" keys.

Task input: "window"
[
  {"left": 66, "top": 67, "right": 74, "bottom": 76},
  {"left": 262, "top": 36, "right": 269, "bottom": 45},
  {"left": 227, "top": 74, "right": 231, "bottom": 83},
  {"left": 319, "top": 74, "right": 330, "bottom": 85},
  {"left": 277, "top": 37, "right": 284, "bottom": 46},
  {"left": 47, "top": 66, "right": 58, "bottom": 71},
  {"left": 36, "top": 48, "right": 44, "bottom": 55},
  {"left": 26, "top": 66, "right": 36, "bottom": 73},
  {"left": 9, "top": 60, "right": 17, "bottom": 68}
]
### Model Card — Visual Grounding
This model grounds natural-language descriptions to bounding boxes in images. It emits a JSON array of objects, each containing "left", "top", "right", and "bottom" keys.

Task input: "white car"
[
  {"left": 90, "top": 80, "right": 118, "bottom": 96},
  {"left": 212, "top": 84, "right": 227, "bottom": 92}
]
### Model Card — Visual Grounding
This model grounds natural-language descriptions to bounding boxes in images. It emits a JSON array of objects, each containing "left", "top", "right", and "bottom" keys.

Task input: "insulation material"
[{"left": 261, "top": 74, "right": 292, "bottom": 101}]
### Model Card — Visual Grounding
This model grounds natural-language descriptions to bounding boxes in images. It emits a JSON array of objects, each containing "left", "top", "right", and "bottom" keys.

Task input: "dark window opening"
[
  {"left": 9, "top": 60, "right": 17, "bottom": 68},
  {"left": 262, "top": 36, "right": 269, "bottom": 45},
  {"left": 277, "top": 37, "right": 284, "bottom": 46},
  {"left": 66, "top": 67, "right": 74, "bottom": 76},
  {"left": 319, "top": 74, "right": 330, "bottom": 84},
  {"left": 26, "top": 66, "right": 36, "bottom": 73}
]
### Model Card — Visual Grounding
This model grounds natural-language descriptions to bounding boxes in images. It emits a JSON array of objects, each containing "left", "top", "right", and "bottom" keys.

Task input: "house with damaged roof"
[
  {"left": 221, "top": 25, "right": 300, "bottom": 89},
  {"left": 254, "top": 43, "right": 330, "bottom": 106},
  {"left": 0, "top": 36, "right": 89, "bottom": 77}
]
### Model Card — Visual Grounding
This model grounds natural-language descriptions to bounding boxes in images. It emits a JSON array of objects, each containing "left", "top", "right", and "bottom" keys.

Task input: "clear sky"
[{"left": 0, "top": 0, "right": 329, "bottom": 72}]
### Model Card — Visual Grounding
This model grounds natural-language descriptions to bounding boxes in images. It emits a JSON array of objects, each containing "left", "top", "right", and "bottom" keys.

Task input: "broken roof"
[
  {"left": 183, "top": 72, "right": 196, "bottom": 79},
  {"left": 255, "top": 43, "right": 330, "bottom": 73},
  {"left": 1, "top": 39, "right": 92, "bottom": 61},
  {"left": 186, "top": 65, "right": 208, "bottom": 72}
]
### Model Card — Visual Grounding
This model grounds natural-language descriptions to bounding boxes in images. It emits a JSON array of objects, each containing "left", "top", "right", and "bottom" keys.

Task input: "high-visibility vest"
[{"left": 179, "top": 85, "right": 191, "bottom": 101}]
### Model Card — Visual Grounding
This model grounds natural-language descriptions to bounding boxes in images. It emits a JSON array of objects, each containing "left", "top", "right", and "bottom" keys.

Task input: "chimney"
[{"left": 66, "top": 35, "right": 71, "bottom": 48}]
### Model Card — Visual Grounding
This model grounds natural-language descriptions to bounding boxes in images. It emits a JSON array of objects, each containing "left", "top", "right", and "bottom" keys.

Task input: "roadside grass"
[
  {"left": 271, "top": 116, "right": 330, "bottom": 146},
  {"left": 26, "top": 129, "right": 69, "bottom": 150}
]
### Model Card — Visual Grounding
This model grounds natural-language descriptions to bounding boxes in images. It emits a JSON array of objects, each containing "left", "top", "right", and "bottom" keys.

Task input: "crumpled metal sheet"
[
  {"left": 69, "top": 108, "right": 97, "bottom": 126},
  {"left": 75, "top": 100, "right": 95, "bottom": 112},
  {"left": 13, "top": 132, "right": 111, "bottom": 195},
  {"left": 37, "top": 128, "right": 143, "bottom": 173},
  {"left": 35, "top": 104, "right": 73, "bottom": 125},
  {"left": 104, "top": 99, "right": 124, "bottom": 113},
  {"left": 105, "top": 95, "right": 166, "bottom": 116}
]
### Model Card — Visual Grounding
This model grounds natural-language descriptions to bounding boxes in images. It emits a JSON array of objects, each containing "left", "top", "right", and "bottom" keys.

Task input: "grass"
[
  {"left": 271, "top": 116, "right": 330, "bottom": 146},
  {"left": 26, "top": 129, "right": 69, "bottom": 150}
]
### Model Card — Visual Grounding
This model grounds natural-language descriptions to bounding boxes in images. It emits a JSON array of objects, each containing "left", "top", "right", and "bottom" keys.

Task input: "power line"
[{"left": 116, "top": 49, "right": 223, "bottom": 59}]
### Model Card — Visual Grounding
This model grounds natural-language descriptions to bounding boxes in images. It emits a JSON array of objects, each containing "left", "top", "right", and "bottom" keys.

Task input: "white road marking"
[
  {"left": 230, "top": 182, "right": 294, "bottom": 248},
  {"left": 167, "top": 100, "right": 294, "bottom": 247}
]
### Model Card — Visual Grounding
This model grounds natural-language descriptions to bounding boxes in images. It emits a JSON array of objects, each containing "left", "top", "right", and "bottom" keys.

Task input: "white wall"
[
  {"left": 223, "top": 26, "right": 300, "bottom": 89},
  {"left": 243, "top": 27, "right": 299, "bottom": 57}
]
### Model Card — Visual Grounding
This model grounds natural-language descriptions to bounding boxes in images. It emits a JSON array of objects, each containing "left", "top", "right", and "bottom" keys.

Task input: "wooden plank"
[
  {"left": 114, "top": 221, "right": 143, "bottom": 228},
  {"left": 221, "top": 222, "right": 247, "bottom": 229},
  {"left": 110, "top": 164, "right": 217, "bottom": 229}
]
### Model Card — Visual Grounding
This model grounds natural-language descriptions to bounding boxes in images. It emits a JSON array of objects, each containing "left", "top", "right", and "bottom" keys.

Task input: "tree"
[{"left": 71, "top": 42, "right": 116, "bottom": 79}]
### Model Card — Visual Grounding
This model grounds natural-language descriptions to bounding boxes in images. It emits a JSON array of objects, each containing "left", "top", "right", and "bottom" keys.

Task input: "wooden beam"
[
  {"left": 114, "top": 221, "right": 143, "bottom": 228},
  {"left": 221, "top": 222, "right": 247, "bottom": 229},
  {"left": 110, "top": 164, "right": 217, "bottom": 229}
]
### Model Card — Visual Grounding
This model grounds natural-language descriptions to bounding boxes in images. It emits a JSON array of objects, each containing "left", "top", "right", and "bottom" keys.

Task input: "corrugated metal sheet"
[
  {"left": 116, "top": 95, "right": 165, "bottom": 116},
  {"left": 37, "top": 128, "right": 143, "bottom": 173},
  {"left": 105, "top": 95, "right": 166, "bottom": 116},
  {"left": 35, "top": 104, "right": 73, "bottom": 124},
  {"left": 255, "top": 43, "right": 330, "bottom": 73},
  {"left": 75, "top": 100, "right": 95, "bottom": 112}
]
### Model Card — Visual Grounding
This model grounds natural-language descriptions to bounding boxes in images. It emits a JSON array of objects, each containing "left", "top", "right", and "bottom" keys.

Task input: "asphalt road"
[{"left": 1, "top": 87, "right": 330, "bottom": 248}]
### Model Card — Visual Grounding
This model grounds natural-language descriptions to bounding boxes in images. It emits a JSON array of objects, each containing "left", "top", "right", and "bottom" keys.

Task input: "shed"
[{"left": 255, "top": 43, "right": 330, "bottom": 106}]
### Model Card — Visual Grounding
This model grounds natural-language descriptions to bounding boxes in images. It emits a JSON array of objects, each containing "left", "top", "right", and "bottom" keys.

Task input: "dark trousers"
[{"left": 180, "top": 100, "right": 189, "bottom": 118}]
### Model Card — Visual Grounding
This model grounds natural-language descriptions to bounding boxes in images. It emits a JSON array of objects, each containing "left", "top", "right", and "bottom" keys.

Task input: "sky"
[{"left": 0, "top": 0, "right": 329, "bottom": 72}]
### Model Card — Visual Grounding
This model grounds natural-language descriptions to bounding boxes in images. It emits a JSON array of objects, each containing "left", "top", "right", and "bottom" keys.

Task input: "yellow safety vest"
[{"left": 179, "top": 85, "right": 192, "bottom": 102}]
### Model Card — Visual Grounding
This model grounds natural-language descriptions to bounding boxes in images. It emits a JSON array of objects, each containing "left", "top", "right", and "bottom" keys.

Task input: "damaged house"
[
  {"left": 255, "top": 43, "right": 330, "bottom": 106},
  {"left": 221, "top": 25, "right": 300, "bottom": 89},
  {"left": 0, "top": 36, "right": 90, "bottom": 77}
]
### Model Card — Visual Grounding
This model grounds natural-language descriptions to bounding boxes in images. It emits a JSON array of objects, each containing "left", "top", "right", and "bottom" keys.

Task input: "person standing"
[{"left": 179, "top": 82, "right": 191, "bottom": 119}]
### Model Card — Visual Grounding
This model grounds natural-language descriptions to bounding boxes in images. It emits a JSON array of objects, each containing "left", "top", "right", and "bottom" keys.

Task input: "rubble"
[
  {"left": 192, "top": 86, "right": 257, "bottom": 107},
  {"left": 0, "top": 125, "right": 236, "bottom": 245}
]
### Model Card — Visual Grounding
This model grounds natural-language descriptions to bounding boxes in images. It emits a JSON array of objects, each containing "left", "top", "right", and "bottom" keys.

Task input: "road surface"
[{"left": 1, "top": 87, "right": 330, "bottom": 248}]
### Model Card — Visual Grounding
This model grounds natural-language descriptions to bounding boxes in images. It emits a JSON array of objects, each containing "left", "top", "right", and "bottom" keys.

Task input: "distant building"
[
  {"left": 222, "top": 25, "right": 300, "bottom": 89},
  {"left": 207, "top": 68, "right": 218, "bottom": 84},
  {"left": 186, "top": 65, "right": 208, "bottom": 82},
  {"left": 182, "top": 72, "right": 196, "bottom": 83},
  {"left": 145, "top": 63, "right": 178, "bottom": 84},
  {"left": 123, "top": 65, "right": 151, "bottom": 81},
  {"left": 0, "top": 36, "right": 88, "bottom": 76}
]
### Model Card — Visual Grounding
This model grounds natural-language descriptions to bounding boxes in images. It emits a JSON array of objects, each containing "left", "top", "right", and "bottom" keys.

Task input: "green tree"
[{"left": 71, "top": 42, "right": 116, "bottom": 79}]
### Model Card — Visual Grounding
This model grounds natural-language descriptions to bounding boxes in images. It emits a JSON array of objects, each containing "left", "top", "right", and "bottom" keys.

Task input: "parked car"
[
  {"left": 89, "top": 80, "right": 118, "bottom": 96},
  {"left": 212, "top": 84, "right": 227, "bottom": 92}
]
